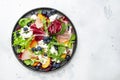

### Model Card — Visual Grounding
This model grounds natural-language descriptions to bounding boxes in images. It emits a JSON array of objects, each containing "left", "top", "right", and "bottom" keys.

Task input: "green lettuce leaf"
[
  {"left": 23, "top": 59, "right": 34, "bottom": 66},
  {"left": 70, "top": 34, "right": 76, "bottom": 41},
  {"left": 42, "top": 18, "right": 48, "bottom": 34},
  {"left": 13, "top": 32, "right": 32, "bottom": 53},
  {"left": 18, "top": 18, "right": 34, "bottom": 27},
  {"left": 67, "top": 34, "right": 76, "bottom": 48}
]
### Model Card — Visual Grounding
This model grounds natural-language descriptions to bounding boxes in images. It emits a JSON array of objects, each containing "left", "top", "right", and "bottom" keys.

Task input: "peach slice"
[
  {"left": 61, "top": 54, "right": 67, "bottom": 59},
  {"left": 30, "top": 39, "right": 37, "bottom": 48},
  {"left": 42, "top": 58, "right": 51, "bottom": 69}
]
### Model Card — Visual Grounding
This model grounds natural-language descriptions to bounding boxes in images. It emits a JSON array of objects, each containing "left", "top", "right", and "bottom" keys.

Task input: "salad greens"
[
  {"left": 12, "top": 9, "right": 76, "bottom": 71},
  {"left": 19, "top": 18, "right": 34, "bottom": 27},
  {"left": 24, "top": 59, "right": 34, "bottom": 66},
  {"left": 13, "top": 31, "right": 33, "bottom": 53}
]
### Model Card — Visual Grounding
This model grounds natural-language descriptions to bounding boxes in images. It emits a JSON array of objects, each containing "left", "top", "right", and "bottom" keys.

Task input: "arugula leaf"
[
  {"left": 52, "top": 36, "right": 57, "bottom": 41},
  {"left": 49, "top": 41, "right": 65, "bottom": 47},
  {"left": 58, "top": 46, "right": 66, "bottom": 56},
  {"left": 68, "top": 41, "right": 73, "bottom": 48},
  {"left": 56, "top": 23, "right": 67, "bottom": 35},
  {"left": 47, "top": 51, "right": 64, "bottom": 61},
  {"left": 67, "top": 34, "right": 76, "bottom": 48},
  {"left": 34, "top": 49, "right": 44, "bottom": 55},
  {"left": 42, "top": 18, "right": 48, "bottom": 34},
  {"left": 47, "top": 45, "right": 66, "bottom": 61}
]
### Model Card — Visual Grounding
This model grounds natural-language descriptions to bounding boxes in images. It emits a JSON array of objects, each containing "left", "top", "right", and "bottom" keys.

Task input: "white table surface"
[{"left": 0, "top": 0, "right": 120, "bottom": 80}]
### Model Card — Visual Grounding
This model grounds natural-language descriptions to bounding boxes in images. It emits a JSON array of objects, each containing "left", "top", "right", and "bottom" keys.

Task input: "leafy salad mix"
[{"left": 12, "top": 8, "right": 77, "bottom": 71}]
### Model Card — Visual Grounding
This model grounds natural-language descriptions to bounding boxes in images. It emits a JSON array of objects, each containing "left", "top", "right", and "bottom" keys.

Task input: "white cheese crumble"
[
  {"left": 57, "top": 60, "right": 60, "bottom": 63},
  {"left": 49, "top": 14, "right": 58, "bottom": 22},
  {"left": 52, "top": 58, "right": 60, "bottom": 63},
  {"left": 68, "top": 26, "right": 72, "bottom": 34},
  {"left": 69, "top": 49, "right": 73, "bottom": 55},
  {"left": 52, "top": 58, "right": 57, "bottom": 62},
  {"left": 50, "top": 46, "right": 58, "bottom": 55},
  {"left": 38, "top": 40, "right": 48, "bottom": 52},
  {"left": 20, "top": 26, "right": 33, "bottom": 38},
  {"left": 30, "top": 14, "right": 37, "bottom": 20},
  {"left": 38, "top": 40, "right": 48, "bottom": 48},
  {"left": 38, "top": 55, "right": 48, "bottom": 65}
]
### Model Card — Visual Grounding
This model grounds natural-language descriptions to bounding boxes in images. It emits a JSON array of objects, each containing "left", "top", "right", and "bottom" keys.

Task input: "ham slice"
[
  {"left": 21, "top": 50, "right": 31, "bottom": 60},
  {"left": 35, "top": 17, "right": 43, "bottom": 29},
  {"left": 57, "top": 31, "right": 71, "bottom": 43}
]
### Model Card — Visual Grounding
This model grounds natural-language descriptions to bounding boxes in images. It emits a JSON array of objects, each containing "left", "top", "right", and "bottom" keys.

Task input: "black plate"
[{"left": 11, "top": 7, "right": 77, "bottom": 72}]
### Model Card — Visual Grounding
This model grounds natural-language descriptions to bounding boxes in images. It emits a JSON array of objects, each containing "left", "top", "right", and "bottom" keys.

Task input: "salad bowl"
[{"left": 11, "top": 8, "right": 77, "bottom": 72}]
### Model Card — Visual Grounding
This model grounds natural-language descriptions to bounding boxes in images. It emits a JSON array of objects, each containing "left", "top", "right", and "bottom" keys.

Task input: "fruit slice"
[
  {"left": 38, "top": 14, "right": 46, "bottom": 22},
  {"left": 21, "top": 50, "right": 31, "bottom": 60},
  {"left": 61, "top": 54, "right": 66, "bottom": 59},
  {"left": 32, "top": 62, "right": 39, "bottom": 67},
  {"left": 30, "top": 39, "right": 37, "bottom": 48},
  {"left": 42, "top": 58, "right": 51, "bottom": 69}
]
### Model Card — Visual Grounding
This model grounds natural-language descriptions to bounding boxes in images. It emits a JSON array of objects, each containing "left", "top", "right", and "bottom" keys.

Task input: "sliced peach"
[
  {"left": 32, "top": 62, "right": 39, "bottom": 67},
  {"left": 64, "top": 41, "right": 69, "bottom": 46},
  {"left": 30, "top": 39, "right": 37, "bottom": 48},
  {"left": 61, "top": 54, "right": 67, "bottom": 59},
  {"left": 42, "top": 58, "right": 51, "bottom": 69},
  {"left": 38, "top": 14, "right": 46, "bottom": 21}
]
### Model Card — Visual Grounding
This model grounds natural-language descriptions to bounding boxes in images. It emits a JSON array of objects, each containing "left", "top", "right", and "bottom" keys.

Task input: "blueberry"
[
  {"left": 31, "top": 11, "right": 35, "bottom": 15},
  {"left": 52, "top": 62, "right": 57, "bottom": 68},
  {"left": 36, "top": 46, "right": 42, "bottom": 51},
  {"left": 50, "top": 10, "right": 57, "bottom": 15},
  {"left": 35, "top": 66, "right": 40, "bottom": 70},
  {"left": 66, "top": 55, "right": 71, "bottom": 61},
  {"left": 52, "top": 62, "right": 60, "bottom": 68},
  {"left": 41, "top": 10, "right": 47, "bottom": 15},
  {"left": 56, "top": 63, "right": 61, "bottom": 68},
  {"left": 23, "top": 27, "right": 28, "bottom": 31},
  {"left": 54, "top": 45, "right": 58, "bottom": 50},
  {"left": 46, "top": 11, "right": 52, "bottom": 17},
  {"left": 43, "top": 37, "right": 49, "bottom": 41},
  {"left": 31, "top": 47, "right": 36, "bottom": 52},
  {"left": 46, "top": 39, "right": 50, "bottom": 43},
  {"left": 43, "top": 37, "right": 50, "bottom": 43}
]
